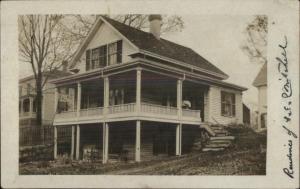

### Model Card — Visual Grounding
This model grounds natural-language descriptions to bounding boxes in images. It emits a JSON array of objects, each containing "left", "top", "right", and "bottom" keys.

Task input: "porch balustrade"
[
  {"left": 141, "top": 103, "right": 178, "bottom": 116},
  {"left": 54, "top": 103, "right": 201, "bottom": 123},
  {"left": 80, "top": 107, "right": 103, "bottom": 117},
  {"left": 20, "top": 111, "right": 36, "bottom": 118},
  {"left": 182, "top": 109, "right": 201, "bottom": 118},
  {"left": 22, "top": 112, "right": 30, "bottom": 117},
  {"left": 108, "top": 103, "right": 135, "bottom": 114},
  {"left": 55, "top": 110, "right": 77, "bottom": 120}
]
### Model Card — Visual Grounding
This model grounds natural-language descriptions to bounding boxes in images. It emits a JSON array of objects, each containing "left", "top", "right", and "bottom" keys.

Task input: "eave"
[{"left": 51, "top": 58, "right": 247, "bottom": 92}]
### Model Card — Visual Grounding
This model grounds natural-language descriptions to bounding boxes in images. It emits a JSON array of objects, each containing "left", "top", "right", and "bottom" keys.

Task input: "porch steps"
[
  {"left": 210, "top": 136, "right": 235, "bottom": 140},
  {"left": 202, "top": 147, "right": 224, "bottom": 152},
  {"left": 202, "top": 124, "right": 235, "bottom": 152}
]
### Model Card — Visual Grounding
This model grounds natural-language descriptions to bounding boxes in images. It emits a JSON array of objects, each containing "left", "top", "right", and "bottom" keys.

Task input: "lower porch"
[{"left": 54, "top": 121, "right": 206, "bottom": 163}]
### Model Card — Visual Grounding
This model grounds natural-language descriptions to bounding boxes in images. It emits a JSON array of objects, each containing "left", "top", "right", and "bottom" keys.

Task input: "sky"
[
  {"left": 164, "top": 15, "right": 264, "bottom": 110},
  {"left": 19, "top": 15, "right": 265, "bottom": 110}
]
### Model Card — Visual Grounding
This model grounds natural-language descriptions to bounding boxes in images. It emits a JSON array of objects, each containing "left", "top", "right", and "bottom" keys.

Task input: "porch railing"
[
  {"left": 54, "top": 103, "right": 201, "bottom": 121},
  {"left": 22, "top": 112, "right": 30, "bottom": 117},
  {"left": 20, "top": 112, "right": 36, "bottom": 118},
  {"left": 108, "top": 103, "right": 136, "bottom": 114},
  {"left": 141, "top": 103, "right": 178, "bottom": 116},
  {"left": 55, "top": 110, "right": 77, "bottom": 120},
  {"left": 182, "top": 109, "right": 201, "bottom": 118},
  {"left": 80, "top": 107, "right": 103, "bottom": 117}
]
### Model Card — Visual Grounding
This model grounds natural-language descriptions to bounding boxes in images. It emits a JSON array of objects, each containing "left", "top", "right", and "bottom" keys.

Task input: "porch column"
[
  {"left": 177, "top": 79, "right": 183, "bottom": 118},
  {"left": 135, "top": 120, "right": 141, "bottom": 162},
  {"left": 75, "top": 124, "right": 80, "bottom": 160},
  {"left": 176, "top": 124, "right": 182, "bottom": 156},
  {"left": 103, "top": 123, "right": 109, "bottom": 164},
  {"left": 29, "top": 97, "right": 33, "bottom": 117},
  {"left": 103, "top": 77, "right": 109, "bottom": 116},
  {"left": 77, "top": 83, "right": 81, "bottom": 117},
  {"left": 54, "top": 126, "right": 57, "bottom": 159},
  {"left": 70, "top": 125, "right": 75, "bottom": 160},
  {"left": 20, "top": 99, "right": 24, "bottom": 116},
  {"left": 54, "top": 87, "right": 58, "bottom": 113},
  {"left": 136, "top": 69, "right": 142, "bottom": 113}
]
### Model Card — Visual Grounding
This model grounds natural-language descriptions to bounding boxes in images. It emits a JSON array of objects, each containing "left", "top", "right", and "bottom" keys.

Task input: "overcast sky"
[
  {"left": 19, "top": 15, "right": 265, "bottom": 110},
  {"left": 164, "top": 15, "right": 264, "bottom": 110}
]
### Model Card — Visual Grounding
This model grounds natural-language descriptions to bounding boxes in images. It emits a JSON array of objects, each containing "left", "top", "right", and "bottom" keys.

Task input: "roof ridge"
[{"left": 101, "top": 15, "right": 194, "bottom": 50}]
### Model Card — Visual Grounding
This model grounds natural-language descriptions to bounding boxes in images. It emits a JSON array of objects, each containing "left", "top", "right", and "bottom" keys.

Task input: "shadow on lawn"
[{"left": 19, "top": 125, "right": 267, "bottom": 175}]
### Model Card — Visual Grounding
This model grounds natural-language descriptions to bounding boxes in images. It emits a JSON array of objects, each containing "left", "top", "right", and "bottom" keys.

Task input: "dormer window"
[{"left": 86, "top": 40, "right": 122, "bottom": 71}]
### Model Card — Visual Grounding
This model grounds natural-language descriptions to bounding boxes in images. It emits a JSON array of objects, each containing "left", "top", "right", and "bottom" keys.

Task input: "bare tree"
[
  {"left": 19, "top": 15, "right": 73, "bottom": 126},
  {"left": 61, "top": 14, "right": 184, "bottom": 42},
  {"left": 19, "top": 14, "right": 184, "bottom": 127},
  {"left": 241, "top": 15, "right": 268, "bottom": 64}
]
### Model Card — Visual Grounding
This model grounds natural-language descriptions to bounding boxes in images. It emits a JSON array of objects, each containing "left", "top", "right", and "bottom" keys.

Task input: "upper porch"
[{"left": 53, "top": 61, "right": 209, "bottom": 126}]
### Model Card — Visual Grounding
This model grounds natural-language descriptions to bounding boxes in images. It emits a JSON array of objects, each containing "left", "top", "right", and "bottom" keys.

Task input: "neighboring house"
[
  {"left": 243, "top": 103, "right": 250, "bottom": 126},
  {"left": 19, "top": 69, "right": 70, "bottom": 127},
  {"left": 253, "top": 63, "right": 267, "bottom": 131},
  {"left": 51, "top": 15, "right": 247, "bottom": 163}
]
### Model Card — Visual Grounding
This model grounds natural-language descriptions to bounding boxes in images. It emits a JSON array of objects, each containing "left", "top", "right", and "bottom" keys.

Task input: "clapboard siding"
[
  {"left": 207, "top": 86, "right": 243, "bottom": 125},
  {"left": 204, "top": 91, "right": 209, "bottom": 122},
  {"left": 74, "top": 22, "right": 138, "bottom": 74}
]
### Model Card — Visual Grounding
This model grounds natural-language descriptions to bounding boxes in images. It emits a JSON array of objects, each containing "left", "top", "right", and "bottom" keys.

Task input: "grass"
[{"left": 20, "top": 125, "right": 266, "bottom": 175}]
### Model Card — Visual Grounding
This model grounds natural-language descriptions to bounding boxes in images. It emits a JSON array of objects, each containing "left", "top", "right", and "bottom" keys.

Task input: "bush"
[{"left": 225, "top": 124, "right": 266, "bottom": 150}]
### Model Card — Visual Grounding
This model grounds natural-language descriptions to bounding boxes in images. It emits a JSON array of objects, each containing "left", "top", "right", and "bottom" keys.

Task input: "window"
[
  {"left": 86, "top": 50, "right": 91, "bottom": 71},
  {"left": 27, "top": 83, "right": 31, "bottom": 95},
  {"left": 19, "top": 101, "right": 22, "bottom": 113},
  {"left": 23, "top": 98, "right": 30, "bottom": 112},
  {"left": 109, "top": 88, "right": 125, "bottom": 105},
  {"left": 19, "top": 86, "right": 22, "bottom": 96},
  {"left": 86, "top": 40, "right": 122, "bottom": 71},
  {"left": 91, "top": 46, "right": 107, "bottom": 69},
  {"left": 221, "top": 91, "right": 235, "bottom": 117},
  {"left": 33, "top": 98, "right": 37, "bottom": 112},
  {"left": 99, "top": 45, "right": 107, "bottom": 68}
]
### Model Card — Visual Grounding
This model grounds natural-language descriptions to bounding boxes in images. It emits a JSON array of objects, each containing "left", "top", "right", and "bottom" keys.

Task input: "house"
[
  {"left": 19, "top": 69, "right": 70, "bottom": 127},
  {"left": 51, "top": 15, "right": 247, "bottom": 163},
  {"left": 253, "top": 63, "right": 267, "bottom": 131},
  {"left": 243, "top": 103, "right": 250, "bottom": 126}
]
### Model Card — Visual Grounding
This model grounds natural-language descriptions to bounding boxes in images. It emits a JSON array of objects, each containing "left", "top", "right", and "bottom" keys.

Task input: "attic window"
[{"left": 86, "top": 40, "right": 122, "bottom": 71}]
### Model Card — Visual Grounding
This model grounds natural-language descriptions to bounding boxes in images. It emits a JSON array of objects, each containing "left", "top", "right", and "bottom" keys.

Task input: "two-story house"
[
  {"left": 19, "top": 69, "right": 70, "bottom": 127},
  {"left": 51, "top": 15, "right": 247, "bottom": 163},
  {"left": 253, "top": 63, "right": 267, "bottom": 131}
]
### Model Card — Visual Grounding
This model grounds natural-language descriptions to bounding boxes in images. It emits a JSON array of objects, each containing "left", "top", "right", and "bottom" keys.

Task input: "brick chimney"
[
  {"left": 148, "top": 15, "right": 162, "bottom": 40},
  {"left": 62, "top": 60, "right": 68, "bottom": 72}
]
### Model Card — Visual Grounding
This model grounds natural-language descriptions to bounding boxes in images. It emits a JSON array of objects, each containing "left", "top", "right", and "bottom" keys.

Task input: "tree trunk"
[{"left": 36, "top": 73, "right": 44, "bottom": 143}]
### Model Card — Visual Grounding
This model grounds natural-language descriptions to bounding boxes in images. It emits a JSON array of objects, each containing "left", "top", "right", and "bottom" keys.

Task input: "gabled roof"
[
  {"left": 70, "top": 15, "right": 228, "bottom": 79},
  {"left": 253, "top": 63, "right": 267, "bottom": 87},
  {"left": 19, "top": 70, "right": 71, "bottom": 83}
]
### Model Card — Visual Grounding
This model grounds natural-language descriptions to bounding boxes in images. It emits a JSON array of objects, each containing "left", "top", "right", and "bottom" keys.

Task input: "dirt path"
[{"left": 106, "top": 153, "right": 200, "bottom": 175}]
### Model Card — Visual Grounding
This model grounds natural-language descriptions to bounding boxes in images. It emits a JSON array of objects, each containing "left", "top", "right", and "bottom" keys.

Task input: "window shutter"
[
  {"left": 117, "top": 40, "right": 122, "bottom": 64},
  {"left": 86, "top": 50, "right": 91, "bottom": 71}
]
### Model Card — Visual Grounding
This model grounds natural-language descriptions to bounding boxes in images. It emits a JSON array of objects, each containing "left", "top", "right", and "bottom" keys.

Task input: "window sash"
[
  {"left": 86, "top": 40, "right": 122, "bottom": 70},
  {"left": 221, "top": 91, "right": 236, "bottom": 116}
]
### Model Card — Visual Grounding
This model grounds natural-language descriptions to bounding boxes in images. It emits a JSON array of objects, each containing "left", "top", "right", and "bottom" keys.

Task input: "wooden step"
[
  {"left": 205, "top": 143, "right": 231, "bottom": 148},
  {"left": 214, "top": 131, "right": 228, "bottom": 134},
  {"left": 210, "top": 125, "right": 223, "bottom": 128},
  {"left": 209, "top": 140, "right": 231, "bottom": 144},
  {"left": 210, "top": 136, "right": 235, "bottom": 140},
  {"left": 215, "top": 133, "right": 228, "bottom": 137},
  {"left": 202, "top": 147, "right": 225, "bottom": 152}
]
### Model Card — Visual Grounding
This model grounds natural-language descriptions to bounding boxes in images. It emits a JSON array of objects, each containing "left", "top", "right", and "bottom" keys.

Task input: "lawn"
[{"left": 19, "top": 126, "right": 266, "bottom": 175}]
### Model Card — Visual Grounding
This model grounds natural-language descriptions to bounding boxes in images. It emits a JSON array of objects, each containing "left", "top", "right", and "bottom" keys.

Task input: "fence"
[{"left": 19, "top": 125, "right": 54, "bottom": 147}]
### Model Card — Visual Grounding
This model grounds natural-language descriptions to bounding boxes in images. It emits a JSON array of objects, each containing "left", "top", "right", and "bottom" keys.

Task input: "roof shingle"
[{"left": 101, "top": 16, "right": 228, "bottom": 78}]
